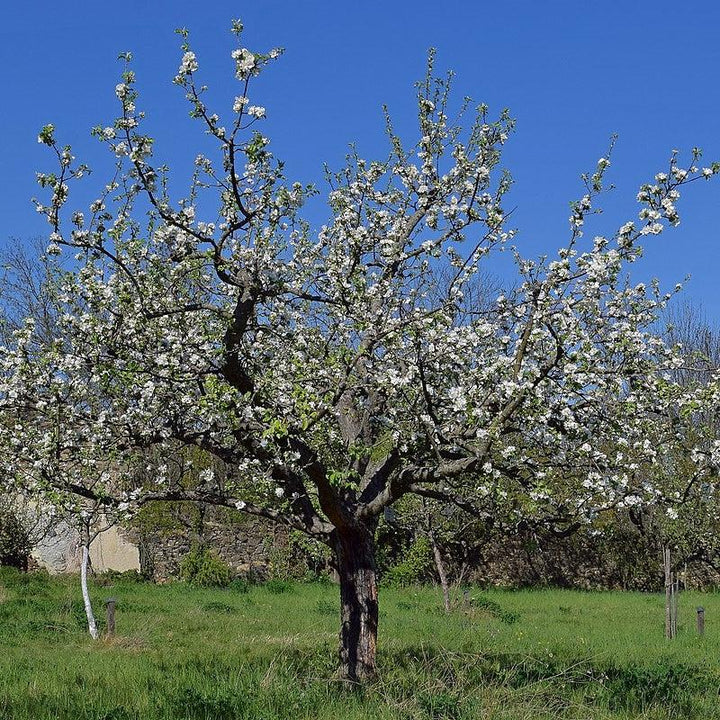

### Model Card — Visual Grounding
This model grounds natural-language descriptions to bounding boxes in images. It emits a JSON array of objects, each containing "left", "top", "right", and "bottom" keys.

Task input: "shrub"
[
  {"left": 179, "top": 545, "right": 232, "bottom": 588},
  {"left": 382, "top": 536, "right": 435, "bottom": 587},
  {"left": 264, "top": 579, "right": 294, "bottom": 594},
  {"left": 228, "top": 577, "right": 250, "bottom": 594},
  {"left": 0, "top": 501, "right": 33, "bottom": 571},
  {"left": 264, "top": 531, "right": 333, "bottom": 582}
]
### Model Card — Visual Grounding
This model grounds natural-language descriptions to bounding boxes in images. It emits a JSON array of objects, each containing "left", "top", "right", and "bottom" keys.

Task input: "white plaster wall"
[{"left": 31, "top": 520, "right": 139, "bottom": 574}]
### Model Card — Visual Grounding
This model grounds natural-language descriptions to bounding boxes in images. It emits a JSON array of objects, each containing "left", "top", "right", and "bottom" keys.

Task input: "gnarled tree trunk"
[{"left": 334, "top": 524, "right": 378, "bottom": 682}]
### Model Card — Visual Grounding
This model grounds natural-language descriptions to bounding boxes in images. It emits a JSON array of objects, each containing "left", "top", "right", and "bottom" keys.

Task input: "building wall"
[{"left": 31, "top": 520, "right": 139, "bottom": 574}]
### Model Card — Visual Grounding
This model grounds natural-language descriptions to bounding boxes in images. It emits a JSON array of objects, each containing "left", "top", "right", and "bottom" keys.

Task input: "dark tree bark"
[{"left": 334, "top": 524, "right": 379, "bottom": 682}]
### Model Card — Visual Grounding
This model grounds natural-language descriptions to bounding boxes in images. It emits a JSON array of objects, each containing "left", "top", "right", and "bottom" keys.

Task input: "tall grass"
[{"left": 0, "top": 568, "right": 719, "bottom": 719}]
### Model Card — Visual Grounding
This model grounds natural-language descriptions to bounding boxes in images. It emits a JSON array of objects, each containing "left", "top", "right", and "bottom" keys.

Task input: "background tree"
[
  {"left": 2, "top": 22, "right": 719, "bottom": 681},
  {"left": 0, "top": 239, "right": 60, "bottom": 347},
  {"left": 379, "top": 496, "right": 484, "bottom": 612},
  {"left": 0, "top": 492, "right": 50, "bottom": 571},
  {"left": 640, "top": 302, "right": 720, "bottom": 585}
]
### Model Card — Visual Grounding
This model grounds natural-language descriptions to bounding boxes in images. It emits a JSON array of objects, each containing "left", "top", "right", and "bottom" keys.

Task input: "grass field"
[{"left": 1, "top": 568, "right": 719, "bottom": 719}]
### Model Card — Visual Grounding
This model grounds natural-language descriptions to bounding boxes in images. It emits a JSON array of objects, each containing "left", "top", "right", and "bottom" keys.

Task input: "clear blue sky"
[{"left": 2, "top": 1, "right": 719, "bottom": 319}]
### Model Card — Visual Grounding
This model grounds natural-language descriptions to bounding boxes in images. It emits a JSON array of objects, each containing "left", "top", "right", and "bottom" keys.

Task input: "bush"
[
  {"left": 265, "top": 533, "right": 330, "bottom": 582},
  {"left": 0, "top": 501, "right": 33, "bottom": 571},
  {"left": 179, "top": 545, "right": 232, "bottom": 588},
  {"left": 382, "top": 536, "right": 435, "bottom": 587},
  {"left": 228, "top": 577, "right": 250, "bottom": 594},
  {"left": 264, "top": 579, "right": 294, "bottom": 594}
]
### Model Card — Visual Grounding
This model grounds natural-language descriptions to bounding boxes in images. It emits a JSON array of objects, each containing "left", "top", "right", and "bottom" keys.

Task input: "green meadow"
[{"left": 1, "top": 568, "right": 719, "bottom": 719}]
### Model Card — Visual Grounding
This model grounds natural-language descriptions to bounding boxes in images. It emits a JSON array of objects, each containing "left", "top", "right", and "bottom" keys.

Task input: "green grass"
[{"left": 0, "top": 568, "right": 719, "bottom": 718}]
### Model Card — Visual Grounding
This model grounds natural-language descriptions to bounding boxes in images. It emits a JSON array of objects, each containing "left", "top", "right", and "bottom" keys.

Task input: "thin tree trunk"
[
  {"left": 429, "top": 530, "right": 451, "bottom": 613},
  {"left": 664, "top": 545, "right": 673, "bottom": 639},
  {"left": 455, "top": 559, "right": 469, "bottom": 590},
  {"left": 335, "top": 525, "right": 378, "bottom": 682},
  {"left": 80, "top": 526, "right": 99, "bottom": 640},
  {"left": 138, "top": 533, "right": 155, "bottom": 581}
]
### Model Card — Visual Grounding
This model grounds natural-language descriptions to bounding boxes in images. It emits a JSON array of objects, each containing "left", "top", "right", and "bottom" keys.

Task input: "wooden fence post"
[
  {"left": 105, "top": 597, "right": 116, "bottom": 637},
  {"left": 697, "top": 607, "right": 705, "bottom": 636}
]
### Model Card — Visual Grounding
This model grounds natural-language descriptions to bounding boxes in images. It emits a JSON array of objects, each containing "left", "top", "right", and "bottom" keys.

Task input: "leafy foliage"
[
  {"left": 180, "top": 545, "right": 233, "bottom": 588},
  {"left": 381, "top": 535, "right": 435, "bottom": 587},
  {"left": 0, "top": 503, "right": 32, "bottom": 571}
]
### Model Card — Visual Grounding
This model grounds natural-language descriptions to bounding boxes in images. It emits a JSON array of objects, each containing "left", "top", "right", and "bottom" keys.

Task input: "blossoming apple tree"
[{"left": 2, "top": 21, "right": 720, "bottom": 679}]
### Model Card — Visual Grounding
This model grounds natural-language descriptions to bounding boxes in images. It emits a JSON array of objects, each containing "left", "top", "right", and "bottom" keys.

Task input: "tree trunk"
[
  {"left": 138, "top": 533, "right": 155, "bottom": 581},
  {"left": 334, "top": 525, "right": 378, "bottom": 682},
  {"left": 429, "top": 531, "right": 451, "bottom": 613},
  {"left": 80, "top": 527, "right": 99, "bottom": 640}
]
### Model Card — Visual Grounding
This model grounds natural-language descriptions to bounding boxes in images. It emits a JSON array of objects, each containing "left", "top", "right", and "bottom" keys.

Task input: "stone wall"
[
  {"left": 134, "top": 512, "right": 284, "bottom": 581},
  {"left": 29, "top": 505, "right": 282, "bottom": 581}
]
